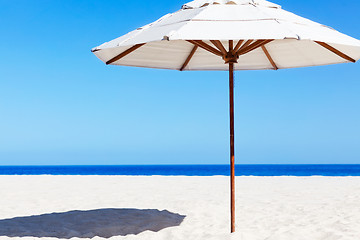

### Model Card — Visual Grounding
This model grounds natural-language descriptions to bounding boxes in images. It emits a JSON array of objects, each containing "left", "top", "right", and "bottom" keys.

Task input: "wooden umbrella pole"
[
  {"left": 229, "top": 62, "right": 235, "bottom": 233},
  {"left": 211, "top": 40, "right": 237, "bottom": 233}
]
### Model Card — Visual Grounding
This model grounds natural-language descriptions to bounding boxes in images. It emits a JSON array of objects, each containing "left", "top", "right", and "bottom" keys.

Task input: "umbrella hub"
[{"left": 223, "top": 51, "right": 239, "bottom": 64}]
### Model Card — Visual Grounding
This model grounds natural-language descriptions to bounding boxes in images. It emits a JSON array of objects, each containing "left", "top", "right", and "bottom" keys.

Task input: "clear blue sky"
[{"left": 0, "top": 0, "right": 359, "bottom": 165}]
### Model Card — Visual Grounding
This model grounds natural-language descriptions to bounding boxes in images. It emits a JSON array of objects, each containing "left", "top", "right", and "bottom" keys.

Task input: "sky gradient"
[{"left": 0, "top": 0, "right": 359, "bottom": 165}]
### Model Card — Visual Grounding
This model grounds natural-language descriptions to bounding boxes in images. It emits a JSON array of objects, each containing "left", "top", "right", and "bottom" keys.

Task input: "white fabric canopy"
[{"left": 92, "top": 0, "right": 360, "bottom": 70}]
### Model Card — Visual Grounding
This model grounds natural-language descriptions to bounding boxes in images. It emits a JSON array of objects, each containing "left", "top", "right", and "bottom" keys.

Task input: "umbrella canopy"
[
  {"left": 92, "top": 0, "right": 360, "bottom": 70},
  {"left": 92, "top": 0, "right": 360, "bottom": 233}
]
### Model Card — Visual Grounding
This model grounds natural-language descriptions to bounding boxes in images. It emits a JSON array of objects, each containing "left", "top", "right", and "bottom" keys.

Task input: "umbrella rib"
[
  {"left": 315, "top": 41, "right": 356, "bottom": 63},
  {"left": 236, "top": 40, "right": 253, "bottom": 54},
  {"left": 233, "top": 40, "right": 244, "bottom": 54},
  {"left": 261, "top": 45, "right": 278, "bottom": 70},
  {"left": 180, "top": 45, "right": 198, "bottom": 71},
  {"left": 238, "top": 40, "right": 274, "bottom": 56},
  {"left": 187, "top": 40, "right": 223, "bottom": 56},
  {"left": 106, "top": 43, "right": 145, "bottom": 65},
  {"left": 210, "top": 40, "right": 227, "bottom": 55},
  {"left": 229, "top": 40, "right": 234, "bottom": 51}
]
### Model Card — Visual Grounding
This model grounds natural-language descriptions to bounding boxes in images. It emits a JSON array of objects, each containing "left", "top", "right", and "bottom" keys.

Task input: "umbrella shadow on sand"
[{"left": 0, "top": 208, "right": 185, "bottom": 239}]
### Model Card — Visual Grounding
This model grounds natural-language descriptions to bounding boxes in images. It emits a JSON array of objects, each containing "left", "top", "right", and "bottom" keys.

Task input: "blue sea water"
[{"left": 0, "top": 165, "right": 360, "bottom": 176}]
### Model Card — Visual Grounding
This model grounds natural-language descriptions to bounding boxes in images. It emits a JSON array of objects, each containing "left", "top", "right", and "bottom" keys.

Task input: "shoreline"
[{"left": 2, "top": 174, "right": 360, "bottom": 177}]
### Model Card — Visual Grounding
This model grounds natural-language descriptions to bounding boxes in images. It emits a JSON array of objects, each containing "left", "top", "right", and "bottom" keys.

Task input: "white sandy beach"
[{"left": 0, "top": 176, "right": 360, "bottom": 240}]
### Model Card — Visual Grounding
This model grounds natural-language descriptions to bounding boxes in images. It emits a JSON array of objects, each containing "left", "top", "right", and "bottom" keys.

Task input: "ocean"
[{"left": 0, "top": 165, "right": 360, "bottom": 176}]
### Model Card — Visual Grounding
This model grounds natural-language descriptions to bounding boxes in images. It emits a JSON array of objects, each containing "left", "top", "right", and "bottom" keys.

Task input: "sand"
[{"left": 0, "top": 176, "right": 360, "bottom": 240}]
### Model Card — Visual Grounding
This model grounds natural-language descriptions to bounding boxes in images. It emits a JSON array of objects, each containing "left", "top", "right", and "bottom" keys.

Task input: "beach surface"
[{"left": 0, "top": 176, "right": 360, "bottom": 240}]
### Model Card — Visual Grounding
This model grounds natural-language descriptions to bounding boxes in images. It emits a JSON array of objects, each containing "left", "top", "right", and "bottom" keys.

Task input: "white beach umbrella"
[{"left": 92, "top": 0, "right": 360, "bottom": 232}]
